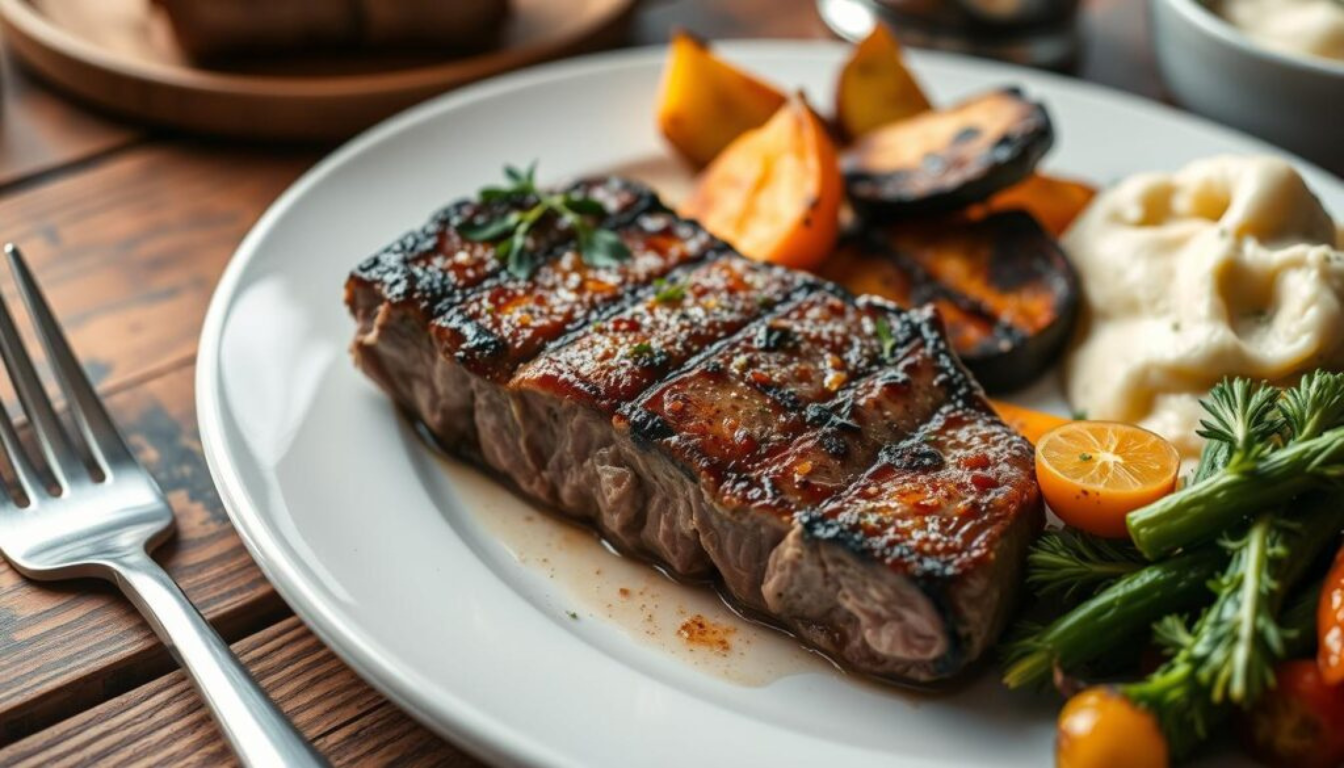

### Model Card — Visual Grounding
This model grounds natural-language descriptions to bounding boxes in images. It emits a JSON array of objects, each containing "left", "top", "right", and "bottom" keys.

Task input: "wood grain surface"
[
  {"left": 0, "top": 1, "right": 1158, "bottom": 765},
  {"left": 0, "top": 617, "right": 461, "bottom": 767},
  {"left": 0, "top": 38, "right": 141, "bottom": 189}
]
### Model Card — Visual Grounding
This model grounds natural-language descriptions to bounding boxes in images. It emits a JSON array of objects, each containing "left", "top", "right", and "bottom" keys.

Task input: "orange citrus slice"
[{"left": 1035, "top": 421, "right": 1181, "bottom": 538}]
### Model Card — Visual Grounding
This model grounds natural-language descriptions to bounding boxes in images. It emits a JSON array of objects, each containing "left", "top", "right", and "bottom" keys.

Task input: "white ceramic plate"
[{"left": 197, "top": 42, "right": 1344, "bottom": 768}]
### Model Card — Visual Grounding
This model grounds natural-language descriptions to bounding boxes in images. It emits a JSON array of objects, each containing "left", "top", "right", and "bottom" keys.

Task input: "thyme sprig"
[{"left": 460, "top": 162, "right": 630, "bottom": 279}]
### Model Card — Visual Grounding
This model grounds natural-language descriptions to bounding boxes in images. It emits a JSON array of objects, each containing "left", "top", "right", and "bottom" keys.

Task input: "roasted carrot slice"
[
  {"left": 990, "top": 399, "right": 1070, "bottom": 445},
  {"left": 656, "top": 32, "right": 788, "bottom": 168},
  {"left": 834, "top": 24, "right": 932, "bottom": 142},
  {"left": 679, "top": 95, "right": 842, "bottom": 271}
]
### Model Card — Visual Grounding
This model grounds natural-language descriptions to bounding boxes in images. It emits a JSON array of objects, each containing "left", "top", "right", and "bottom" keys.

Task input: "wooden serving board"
[{"left": 0, "top": 0, "right": 635, "bottom": 141}]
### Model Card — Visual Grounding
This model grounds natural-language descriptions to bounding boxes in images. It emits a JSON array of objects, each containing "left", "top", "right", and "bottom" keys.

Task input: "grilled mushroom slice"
[
  {"left": 821, "top": 211, "right": 1078, "bottom": 392},
  {"left": 844, "top": 88, "right": 1054, "bottom": 219}
]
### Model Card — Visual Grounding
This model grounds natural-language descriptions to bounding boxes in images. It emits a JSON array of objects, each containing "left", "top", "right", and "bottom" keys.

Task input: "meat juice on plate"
[{"left": 458, "top": 456, "right": 838, "bottom": 687}]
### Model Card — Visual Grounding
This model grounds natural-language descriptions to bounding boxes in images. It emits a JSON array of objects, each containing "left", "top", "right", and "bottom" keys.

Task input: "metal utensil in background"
[
  {"left": 0, "top": 244, "right": 325, "bottom": 768},
  {"left": 817, "top": 0, "right": 1082, "bottom": 69}
]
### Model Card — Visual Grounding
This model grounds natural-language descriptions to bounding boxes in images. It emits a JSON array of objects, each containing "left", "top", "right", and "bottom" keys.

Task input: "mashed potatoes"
[
  {"left": 1062, "top": 156, "right": 1344, "bottom": 457},
  {"left": 1218, "top": 0, "right": 1344, "bottom": 63}
]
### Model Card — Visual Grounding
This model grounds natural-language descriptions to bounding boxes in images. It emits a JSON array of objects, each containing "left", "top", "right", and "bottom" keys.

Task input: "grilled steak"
[{"left": 345, "top": 177, "right": 1042, "bottom": 682}]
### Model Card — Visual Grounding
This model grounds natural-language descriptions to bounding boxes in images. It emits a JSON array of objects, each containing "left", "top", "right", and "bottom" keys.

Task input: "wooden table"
[{"left": 0, "top": 1, "right": 1151, "bottom": 764}]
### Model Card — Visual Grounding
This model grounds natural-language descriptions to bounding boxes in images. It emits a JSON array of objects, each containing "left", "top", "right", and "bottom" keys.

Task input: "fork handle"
[{"left": 108, "top": 550, "right": 326, "bottom": 767}]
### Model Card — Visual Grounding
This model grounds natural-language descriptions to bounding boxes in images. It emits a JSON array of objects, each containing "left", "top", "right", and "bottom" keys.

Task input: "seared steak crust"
[{"left": 346, "top": 177, "right": 1042, "bottom": 682}]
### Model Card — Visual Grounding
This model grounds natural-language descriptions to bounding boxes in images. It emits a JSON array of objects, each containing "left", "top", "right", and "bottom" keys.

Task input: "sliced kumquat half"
[{"left": 1035, "top": 421, "right": 1181, "bottom": 538}]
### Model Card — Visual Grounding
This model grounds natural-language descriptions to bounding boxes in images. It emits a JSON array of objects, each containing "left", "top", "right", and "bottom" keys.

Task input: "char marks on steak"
[{"left": 346, "top": 177, "right": 1042, "bottom": 682}]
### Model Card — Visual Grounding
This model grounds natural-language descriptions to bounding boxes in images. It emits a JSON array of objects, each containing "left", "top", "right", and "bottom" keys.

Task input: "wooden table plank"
[
  {"left": 0, "top": 364, "right": 290, "bottom": 743},
  {"left": 0, "top": 616, "right": 467, "bottom": 767},
  {"left": 0, "top": 46, "right": 142, "bottom": 191},
  {"left": 0, "top": 142, "right": 316, "bottom": 397}
]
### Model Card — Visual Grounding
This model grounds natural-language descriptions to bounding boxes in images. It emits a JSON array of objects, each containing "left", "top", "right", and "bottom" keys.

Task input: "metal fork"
[{"left": 0, "top": 245, "right": 323, "bottom": 767}]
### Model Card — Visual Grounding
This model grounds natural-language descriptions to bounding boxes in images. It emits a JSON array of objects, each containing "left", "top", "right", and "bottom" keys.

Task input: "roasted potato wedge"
[
  {"left": 679, "top": 95, "right": 843, "bottom": 271},
  {"left": 656, "top": 32, "right": 788, "bottom": 168},
  {"left": 821, "top": 211, "right": 1078, "bottom": 391},
  {"left": 834, "top": 24, "right": 931, "bottom": 142},
  {"left": 844, "top": 88, "right": 1054, "bottom": 218}
]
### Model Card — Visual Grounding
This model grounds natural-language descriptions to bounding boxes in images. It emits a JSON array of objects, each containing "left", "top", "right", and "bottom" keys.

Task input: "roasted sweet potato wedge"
[
  {"left": 820, "top": 211, "right": 1078, "bottom": 391},
  {"left": 974, "top": 172, "right": 1097, "bottom": 237},
  {"left": 834, "top": 23, "right": 931, "bottom": 142},
  {"left": 844, "top": 88, "right": 1054, "bottom": 219},
  {"left": 656, "top": 32, "right": 788, "bottom": 168},
  {"left": 679, "top": 95, "right": 843, "bottom": 271}
]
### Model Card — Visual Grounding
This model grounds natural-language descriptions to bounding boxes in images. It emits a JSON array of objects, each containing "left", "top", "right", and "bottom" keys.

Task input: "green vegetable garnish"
[
  {"left": 653, "top": 278, "right": 687, "bottom": 304},
  {"left": 1128, "top": 373, "right": 1344, "bottom": 559},
  {"left": 459, "top": 161, "right": 630, "bottom": 279},
  {"left": 1003, "top": 372, "right": 1344, "bottom": 760},
  {"left": 874, "top": 317, "right": 897, "bottom": 361}
]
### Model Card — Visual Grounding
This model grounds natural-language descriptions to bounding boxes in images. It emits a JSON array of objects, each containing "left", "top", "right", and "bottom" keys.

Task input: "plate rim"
[{"left": 195, "top": 39, "right": 1344, "bottom": 766}]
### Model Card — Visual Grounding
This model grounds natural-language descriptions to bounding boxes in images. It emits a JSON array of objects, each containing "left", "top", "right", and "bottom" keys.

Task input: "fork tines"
[{"left": 0, "top": 245, "right": 136, "bottom": 505}]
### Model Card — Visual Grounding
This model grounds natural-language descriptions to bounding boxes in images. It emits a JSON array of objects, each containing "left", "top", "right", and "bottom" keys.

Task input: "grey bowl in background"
[{"left": 1150, "top": 0, "right": 1344, "bottom": 175}]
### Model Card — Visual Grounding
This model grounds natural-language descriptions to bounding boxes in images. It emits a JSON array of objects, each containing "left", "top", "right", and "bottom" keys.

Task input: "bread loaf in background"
[{"left": 153, "top": 0, "right": 511, "bottom": 61}]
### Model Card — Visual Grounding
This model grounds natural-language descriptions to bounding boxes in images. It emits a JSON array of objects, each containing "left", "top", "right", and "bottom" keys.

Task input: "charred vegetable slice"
[
  {"left": 820, "top": 211, "right": 1078, "bottom": 392},
  {"left": 844, "top": 88, "right": 1054, "bottom": 218}
]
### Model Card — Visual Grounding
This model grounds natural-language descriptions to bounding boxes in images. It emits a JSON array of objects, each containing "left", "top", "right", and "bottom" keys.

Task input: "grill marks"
[
  {"left": 350, "top": 177, "right": 658, "bottom": 318},
  {"left": 512, "top": 255, "right": 811, "bottom": 413},
  {"left": 800, "top": 406, "right": 1036, "bottom": 579},
  {"left": 434, "top": 212, "right": 721, "bottom": 382},
  {"left": 353, "top": 177, "right": 1034, "bottom": 580},
  {"left": 622, "top": 293, "right": 942, "bottom": 515},
  {"left": 746, "top": 326, "right": 945, "bottom": 512}
]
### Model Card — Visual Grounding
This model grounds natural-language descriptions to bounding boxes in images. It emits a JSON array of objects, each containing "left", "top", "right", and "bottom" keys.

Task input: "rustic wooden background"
[{"left": 0, "top": 0, "right": 1150, "bottom": 765}]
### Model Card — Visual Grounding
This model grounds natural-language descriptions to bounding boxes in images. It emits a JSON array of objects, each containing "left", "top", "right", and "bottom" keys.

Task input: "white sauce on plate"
[{"left": 1217, "top": 0, "right": 1344, "bottom": 62}]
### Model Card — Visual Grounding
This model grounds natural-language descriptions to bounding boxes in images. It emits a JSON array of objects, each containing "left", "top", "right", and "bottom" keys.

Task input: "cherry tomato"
[
  {"left": 1057, "top": 686, "right": 1169, "bottom": 768},
  {"left": 1241, "top": 660, "right": 1344, "bottom": 768},
  {"left": 1318, "top": 546, "right": 1344, "bottom": 686}
]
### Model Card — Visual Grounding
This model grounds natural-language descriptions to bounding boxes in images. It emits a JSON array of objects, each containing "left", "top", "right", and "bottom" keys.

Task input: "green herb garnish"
[
  {"left": 460, "top": 162, "right": 631, "bottom": 279},
  {"left": 1024, "top": 529, "right": 1146, "bottom": 603},
  {"left": 874, "top": 317, "right": 897, "bottom": 361},
  {"left": 653, "top": 278, "right": 687, "bottom": 304},
  {"left": 1002, "top": 372, "right": 1344, "bottom": 760}
]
